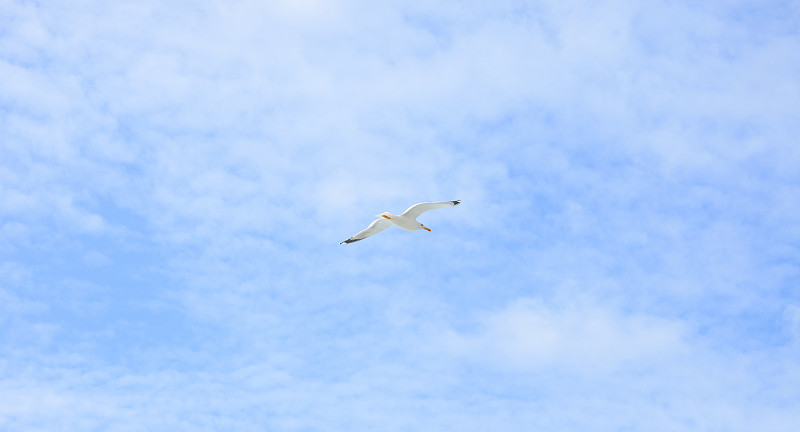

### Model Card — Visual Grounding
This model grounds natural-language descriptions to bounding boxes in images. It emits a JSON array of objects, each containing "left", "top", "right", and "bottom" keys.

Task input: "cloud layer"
[{"left": 2, "top": 0, "right": 800, "bottom": 430}]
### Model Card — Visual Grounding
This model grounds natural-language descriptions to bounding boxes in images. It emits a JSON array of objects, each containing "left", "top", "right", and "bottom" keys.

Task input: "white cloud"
[{"left": 443, "top": 298, "right": 686, "bottom": 371}]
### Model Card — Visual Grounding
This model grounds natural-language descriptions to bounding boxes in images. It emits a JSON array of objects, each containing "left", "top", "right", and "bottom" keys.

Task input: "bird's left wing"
[
  {"left": 340, "top": 218, "right": 392, "bottom": 244},
  {"left": 400, "top": 200, "right": 461, "bottom": 219}
]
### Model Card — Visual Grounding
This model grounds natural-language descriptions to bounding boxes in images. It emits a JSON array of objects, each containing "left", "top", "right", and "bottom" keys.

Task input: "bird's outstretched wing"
[
  {"left": 400, "top": 200, "right": 461, "bottom": 220},
  {"left": 340, "top": 218, "right": 392, "bottom": 244}
]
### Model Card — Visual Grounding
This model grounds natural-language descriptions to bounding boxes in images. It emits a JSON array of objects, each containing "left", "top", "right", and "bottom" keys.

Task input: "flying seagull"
[{"left": 340, "top": 200, "right": 461, "bottom": 244}]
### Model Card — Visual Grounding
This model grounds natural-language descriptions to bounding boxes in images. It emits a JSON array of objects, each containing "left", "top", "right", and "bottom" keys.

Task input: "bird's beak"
[
  {"left": 381, "top": 215, "right": 391, "bottom": 220},
  {"left": 423, "top": 227, "right": 431, "bottom": 232}
]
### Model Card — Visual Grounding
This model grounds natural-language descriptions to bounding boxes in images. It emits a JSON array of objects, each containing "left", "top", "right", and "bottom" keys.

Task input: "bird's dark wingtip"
[
  {"left": 340, "top": 238, "right": 363, "bottom": 244},
  {"left": 452, "top": 200, "right": 461, "bottom": 205}
]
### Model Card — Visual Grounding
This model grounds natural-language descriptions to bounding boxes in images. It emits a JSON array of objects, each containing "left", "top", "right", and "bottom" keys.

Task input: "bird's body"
[
  {"left": 376, "top": 212, "right": 427, "bottom": 231},
  {"left": 340, "top": 200, "right": 461, "bottom": 244}
]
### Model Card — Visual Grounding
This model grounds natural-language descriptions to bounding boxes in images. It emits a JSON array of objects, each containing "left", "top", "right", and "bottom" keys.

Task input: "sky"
[{"left": 1, "top": 0, "right": 800, "bottom": 430}]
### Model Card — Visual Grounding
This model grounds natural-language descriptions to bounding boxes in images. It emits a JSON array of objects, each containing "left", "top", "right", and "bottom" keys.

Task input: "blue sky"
[{"left": 2, "top": 0, "right": 799, "bottom": 430}]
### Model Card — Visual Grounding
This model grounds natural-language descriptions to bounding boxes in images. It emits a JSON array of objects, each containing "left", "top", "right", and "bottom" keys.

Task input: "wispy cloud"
[{"left": 442, "top": 298, "right": 687, "bottom": 370}]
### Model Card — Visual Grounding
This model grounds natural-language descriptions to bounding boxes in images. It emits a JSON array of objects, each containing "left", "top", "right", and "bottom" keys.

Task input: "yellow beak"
[{"left": 423, "top": 227, "right": 431, "bottom": 232}]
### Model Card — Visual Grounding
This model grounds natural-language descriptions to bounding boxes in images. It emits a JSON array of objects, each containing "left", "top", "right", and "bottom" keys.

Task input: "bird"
[{"left": 340, "top": 200, "right": 461, "bottom": 244}]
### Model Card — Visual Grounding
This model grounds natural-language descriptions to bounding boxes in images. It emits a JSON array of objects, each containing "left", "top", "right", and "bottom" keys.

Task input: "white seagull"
[{"left": 340, "top": 200, "right": 461, "bottom": 244}]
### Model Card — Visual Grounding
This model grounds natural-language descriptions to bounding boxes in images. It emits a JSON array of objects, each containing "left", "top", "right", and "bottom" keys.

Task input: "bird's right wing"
[
  {"left": 400, "top": 200, "right": 461, "bottom": 219},
  {"left": 340, "top": 218, "right": 392, "bottom": 244}
]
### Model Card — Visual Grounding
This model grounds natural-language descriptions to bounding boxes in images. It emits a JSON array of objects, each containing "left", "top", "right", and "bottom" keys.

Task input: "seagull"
[{"left": 340, "top": 200, "right": 461, "bottom": 244}]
